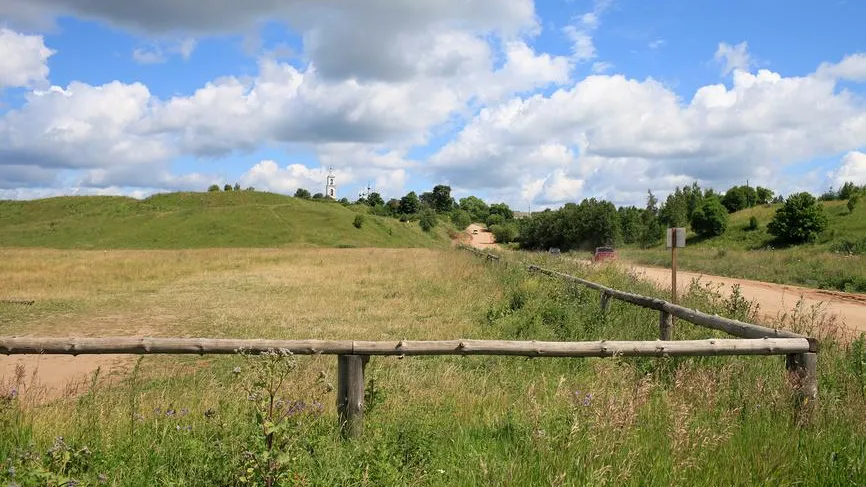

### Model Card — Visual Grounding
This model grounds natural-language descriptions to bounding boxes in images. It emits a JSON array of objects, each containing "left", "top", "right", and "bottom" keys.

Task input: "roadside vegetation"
[{"left": 2, "top": 248, "right": 865, "bottom": 485}]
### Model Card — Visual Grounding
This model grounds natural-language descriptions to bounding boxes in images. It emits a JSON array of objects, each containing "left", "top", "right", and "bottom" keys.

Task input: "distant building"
[{"left": 326, "top": 167, "right": 336, "bottom": 199}]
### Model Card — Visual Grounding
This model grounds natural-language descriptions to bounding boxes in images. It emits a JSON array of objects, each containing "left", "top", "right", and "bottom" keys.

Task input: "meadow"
[
  {"left": 2, "top": 248, "right": 866, "bottom": 486},
  {"left": 622, "top": 200, "right": 866, "bottom": 292}
]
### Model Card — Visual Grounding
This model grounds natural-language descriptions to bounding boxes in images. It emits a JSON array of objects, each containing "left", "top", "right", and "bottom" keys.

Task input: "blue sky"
[{"left": 1, "top": 0, "right": 865, "bottom": 207}]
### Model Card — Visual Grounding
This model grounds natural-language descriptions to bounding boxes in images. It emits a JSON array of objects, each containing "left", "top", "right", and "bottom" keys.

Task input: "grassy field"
[
  {"left": 0, "top": 192, "right": 448, "bottom": 249},
  {"left": 2, "top": 248, "right": 866, "bottom": 485},
  {"left": 623, "top": 200, "right": 866, "bottom": 292}
]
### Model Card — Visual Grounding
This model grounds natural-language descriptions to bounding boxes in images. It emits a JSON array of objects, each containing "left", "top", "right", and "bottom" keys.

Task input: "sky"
[{"left": 1, "top": 0, "right": 866, "bottom": 209}]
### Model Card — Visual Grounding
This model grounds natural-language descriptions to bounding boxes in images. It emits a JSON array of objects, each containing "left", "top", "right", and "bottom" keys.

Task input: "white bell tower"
[{"left": 325, "top": 166, "right": 336, "bottom": 199}]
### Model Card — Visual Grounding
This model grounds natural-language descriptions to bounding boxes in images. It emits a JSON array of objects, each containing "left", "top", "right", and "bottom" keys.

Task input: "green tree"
[
  {"left": 722, "top": 185, "right": 756, "bottom": 213},
  {"left": 747, "top": 216, "right": 759, "bottom": 231},
  {"left": 488, "top": 202, "right": 514, "bottom": 221},
  {"left": 233, "top": 183, "right": 241, "bottom": 191},
  {"left": 294, "top": 188, "right": 311, "bottom": 199},
  {"left": 767, "top": 192, "right": 828, "bottom": 244},
  {"left": 312, "top": 193, "right": 324, "bottom": 200},
  {"left": 690, "top": 198, "right": 729, "bottom": 237},
  {"left": 367, "top": 192, "right": 385, "bottom": 207},
  {"left": 399, "top": 192, "right": 420, "bottom": 214},
  {"left": 339, "top": 197, "right": 350, "bottom": 205},
  {"left": 840, "top": 182, "right": 859, "bottom": 200},
  {"left": 459, "top": 196, "right": 490, "bottom": 222},
  {"left": 430, "top": 185, "right": 455, "bottom": 213},
  {"left": 207, "top": 184, "right": 220, "bottom": 192},
  {"left": 848, "top": 194, "right": 860, "bottom": 214},
  {"left": 756, "top": 186, "right": 774, "bottom": 204},
  {"left": 419, "top": 209, "right": 437, "bottom": 232},
  {"left": 224, "top": 184, "right": 233, "bottom": 191},
  {"left": 638, "top": 190, "right": 662, "bottom": 248},
  {"left": 386, "top": 198, "right": 401, "bottom": 215},
  {"left": 450, "top": 209, "right": 472, "bottom": 230},
  {"left": 617, "top": 206, "right": 643, "bottom": 244},
  {"left": 486, "top": 213, "right": 505, "bottom": 226}
]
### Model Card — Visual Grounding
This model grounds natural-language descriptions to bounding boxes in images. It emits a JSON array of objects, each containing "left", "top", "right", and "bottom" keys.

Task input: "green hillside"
[
  {"left": 621, "top": 200, "right": 866, "bottom": 292},
  {"left": 0, "top": 191, "right": 450, "bottom": 249}
]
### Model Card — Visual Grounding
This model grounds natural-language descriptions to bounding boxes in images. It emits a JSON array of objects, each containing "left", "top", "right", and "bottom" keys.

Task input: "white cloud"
[
  {"left": 239, "top": 161, "right": 328, "bottom": 195},
  {"left": 132, "top": 48, "right": 166, "bottom": 64},
  {"left": 132, "top": 38, "right": 198, "bottom": 64},
  {"left": 714, "top": 41, "right": 752, "bottom": 76},
  {"left": 817, "top": 54, "right": 866, "bottom": 82},
  {"left": 563, "top": 0, "right": 613, "bottom": 63},
  {"left": 649, "top": 39, "right": 666, "bottom": 49},
  {"left": 830, "top": 151, "right": 866, "bottom": 187},
  {"left": 0, "top": 28, "right": 54, "bottom": 90},
  {"left": 430, "top": 54, "right": 866, "bottom": 207},
  {"left": 591, "top": 61, "right": 613, "bottom": 74}
]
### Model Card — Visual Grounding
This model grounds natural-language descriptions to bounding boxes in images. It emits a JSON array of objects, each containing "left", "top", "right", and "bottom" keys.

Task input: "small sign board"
[{"left": 666, "top": 227, "right": 686, "bottom": 248}]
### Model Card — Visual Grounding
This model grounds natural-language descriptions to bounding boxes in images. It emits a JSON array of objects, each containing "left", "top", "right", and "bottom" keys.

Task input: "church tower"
[{"left": 325, "top": 166, "right": 336, "bottom": 199}]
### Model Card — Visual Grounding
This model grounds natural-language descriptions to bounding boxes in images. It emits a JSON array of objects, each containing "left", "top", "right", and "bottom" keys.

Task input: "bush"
[
  {"left": 767, "top": 192, "right": 828, "bottom": 244},
  {"left": 224, "top": 184, "right": 233, "bottom": 191},
  {"left": 489, "top": 223, "right": 518, "bottom": 243},
  {"left": 829, "top": 237, "right": 866, "bottom": 255},
  {"left": 848, "top": 195, "right": 859, "bottom": 214},
  {"left": 450, "top": 209, "right": 472, "bottom": 230},
  {"left": 294, "top": 188, "right": 311, "bottom": 199},
  {"left": 690, "top": 198, "right": 728, "bottom": 237},
  {"left": 746, "top": 216, "right": 759, "bottom": 231},
  {"left": 312, "top": 193, "right": 324, "bottom": 200},
  {"left": 352, "top": 214, "right": 365, "bottom": 229},
  {"left": 419, "top": 210, "right": 437, "bottom": 232},
  {"left": 207, "top": 184, "right": 220, "bottom": 192},
  {"left": 486, "top": 213, "right": 505, "bottom": 226}
]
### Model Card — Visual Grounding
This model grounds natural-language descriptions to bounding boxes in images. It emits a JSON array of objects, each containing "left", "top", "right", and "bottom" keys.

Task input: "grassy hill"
[
  {"left": 0, "top": 191, "right": 450, "bottom": 249},
  {"left": 621, "top": 200, "right": 866, "bottom": 292}
]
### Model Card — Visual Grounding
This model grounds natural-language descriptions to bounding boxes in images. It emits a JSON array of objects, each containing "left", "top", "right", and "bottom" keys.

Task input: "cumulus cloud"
[
  {"left": 238, "top": 160, "right": 328, "bottom": 194},
  {"left": 563, "top": 0, "right": 613, "bottom": 63},
  {"left": 830, "top": 151, "right": 866, "bottom": 187},
  {"left": 714, "top": 41, "right": 752, "bottom": 76},
  {"left": 429, "top": 55, "right": 866, "bottom": 206},
  {"left": 0, "top": 28, "right": 54, "bottom": 90}
]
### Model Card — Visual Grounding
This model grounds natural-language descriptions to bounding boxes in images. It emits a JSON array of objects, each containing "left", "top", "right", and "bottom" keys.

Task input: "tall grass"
[{"left": 2, "top": 249, "right": 865, "bottom": 485}]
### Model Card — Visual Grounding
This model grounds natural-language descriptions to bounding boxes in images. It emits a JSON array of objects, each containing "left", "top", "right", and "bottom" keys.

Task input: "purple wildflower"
[{"left": 582, "top": 393, "right": 593, "bottom": 407}]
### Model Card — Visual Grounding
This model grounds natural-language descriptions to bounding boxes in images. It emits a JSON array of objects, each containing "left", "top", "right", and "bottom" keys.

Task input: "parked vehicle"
[{"left": 593, "top": 246, "right": 616, "bottom": 262}]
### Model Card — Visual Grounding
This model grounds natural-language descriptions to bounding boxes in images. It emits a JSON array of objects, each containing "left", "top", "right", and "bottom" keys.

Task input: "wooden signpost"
[{"left": 666, "top": 227, "right": 686, "bottom": 333}]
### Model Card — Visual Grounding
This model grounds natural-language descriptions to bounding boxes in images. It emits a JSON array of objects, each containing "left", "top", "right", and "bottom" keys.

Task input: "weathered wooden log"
[
  {"left": 659, "top": 310, "right": 672, "bottom": 341},
  {"left": 0, "top": 337, "right": 811, "bottom": 357},
  {"left": 600, "top": 292, "right": 611, "bottom": 313},
  {"left": 786, "top": 352, "right": 818, "bottom": 405},
  {"left": 337, "top": 355, "right": 368, "bottom": 438},
  {"left": 528, "top": 265, "right": 811, "bottom": 344}
]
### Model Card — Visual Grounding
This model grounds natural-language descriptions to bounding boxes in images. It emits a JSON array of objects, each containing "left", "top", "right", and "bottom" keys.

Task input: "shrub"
[
  {"left": 746, "top": 216, "right": 759, "bottom": 231},
  {"left": 312, "top": 193, "right": 324, "bottom": 200},
  {"left": 767, "top": 192, "right": 828, "bottom": 244},
  {"left": 223, "top": 184, "right": 233, "bottom": 191},
  {"left": 848, "top": 195, "right": 859, "bottom": 214},
  {"left": 489, "top": 223, "right": 519, "bottom": 243},
  {"left": 207, "top": 184, "right": 220, "bottom": 192},
  {"left": 294, "top": 188, "right": 311, "bottom": 199},
  {"left": 233, "top": 183, "right": 240, "bottom": 191},
  {"left": 829, "top": 237, "right": 866, "bottom": 255},
  {"left": 486, "top": 213, "right": 505, "bottom": 227},
  {"left": 419, "top": 210, "right": 437, "bottom": 232},
  {"left": 690, "top": 198, "right": 728, "bottom": 237},
  {"left": 353, "top": 214, "right": 365, "bottom": 229},
  {"left": 450, "top": 209, "right": 472, "bottom": 230}
]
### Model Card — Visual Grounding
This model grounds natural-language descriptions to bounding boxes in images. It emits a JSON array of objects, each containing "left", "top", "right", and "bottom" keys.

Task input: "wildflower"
[
  {"left": 7, "top": 465, "right": 15, "bottom": 477},
  {"left": 184, "top": 425, "right": 192, "bottom": 432},
  {"left": 97, "top": 473, "right": 107, "bottom": 485},
  {"left": 165, "top": 405, "right": 176, "bottom": 416},
  {"left": 232, "top": 366, "right": 242, "bottom": 376},
  {"left": 582, "top": 393, "right": 593, "bottom": 407},
  {"left": 180, "top": 408, "right": 189, "bottom": 417}
]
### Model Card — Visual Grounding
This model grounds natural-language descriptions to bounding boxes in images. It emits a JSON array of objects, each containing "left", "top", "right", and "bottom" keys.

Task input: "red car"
[{"left": 593, "top": 246, "right": 616, "bottom": 262}]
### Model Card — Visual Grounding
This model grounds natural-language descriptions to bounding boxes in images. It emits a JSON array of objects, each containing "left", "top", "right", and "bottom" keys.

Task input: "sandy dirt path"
[
  {"left": 466, "top": 224, "right": 496, "bottom": 249},
  {"left": 623, "top": 262, "right": 866, "bottom": 333},
  {"left": 460, "top": 229, "right": 866, "bottom": 333}
]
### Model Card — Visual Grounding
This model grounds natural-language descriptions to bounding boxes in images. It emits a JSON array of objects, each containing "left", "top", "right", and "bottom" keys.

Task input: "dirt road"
[
  {"left": 466, "top": 224, "right": 496, "bottom": 248},
  {"left": 461, "top": 229, "right": 866, "bottom": 333},
  {"left": 624, "top": 262, "right": 866, "bottom": 333}
]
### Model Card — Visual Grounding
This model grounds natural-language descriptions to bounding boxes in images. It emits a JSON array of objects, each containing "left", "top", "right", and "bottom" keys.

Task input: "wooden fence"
[{"left": 0, "top": 248, "right": 819, "bottom": 437}]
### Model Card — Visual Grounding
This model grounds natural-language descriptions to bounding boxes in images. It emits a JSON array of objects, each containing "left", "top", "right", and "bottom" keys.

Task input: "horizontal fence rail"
[
  {"left": 0, "top": 337, "right": 811, "bottom": 357},
  {"left": 528, "top": 265, "right": 811, "bottom": 343}
]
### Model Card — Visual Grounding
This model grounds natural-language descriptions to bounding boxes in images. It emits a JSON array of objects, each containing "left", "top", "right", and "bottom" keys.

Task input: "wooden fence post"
[
  {"left": 337, "top": 354, "right": 368, "bottom": 438},
  {"left": 600, "top": 292, "right": 611, "bottom": 314},
  {"left": 786, "top": 352, "right": 818, "bottom": 420},
  {"left": 659, "top": 310, "right": 672, "bottom": 341}
]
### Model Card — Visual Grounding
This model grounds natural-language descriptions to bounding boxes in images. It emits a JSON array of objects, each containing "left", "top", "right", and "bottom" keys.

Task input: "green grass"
[
  {"left": 623, "top": 200, "right": 866, "bottom": 292},
  {"left": 2, "top": 249, "right": 865, "bottom": 485},
  {"left": 0, "top": 191, "right": 449, "bottom": 249}
]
